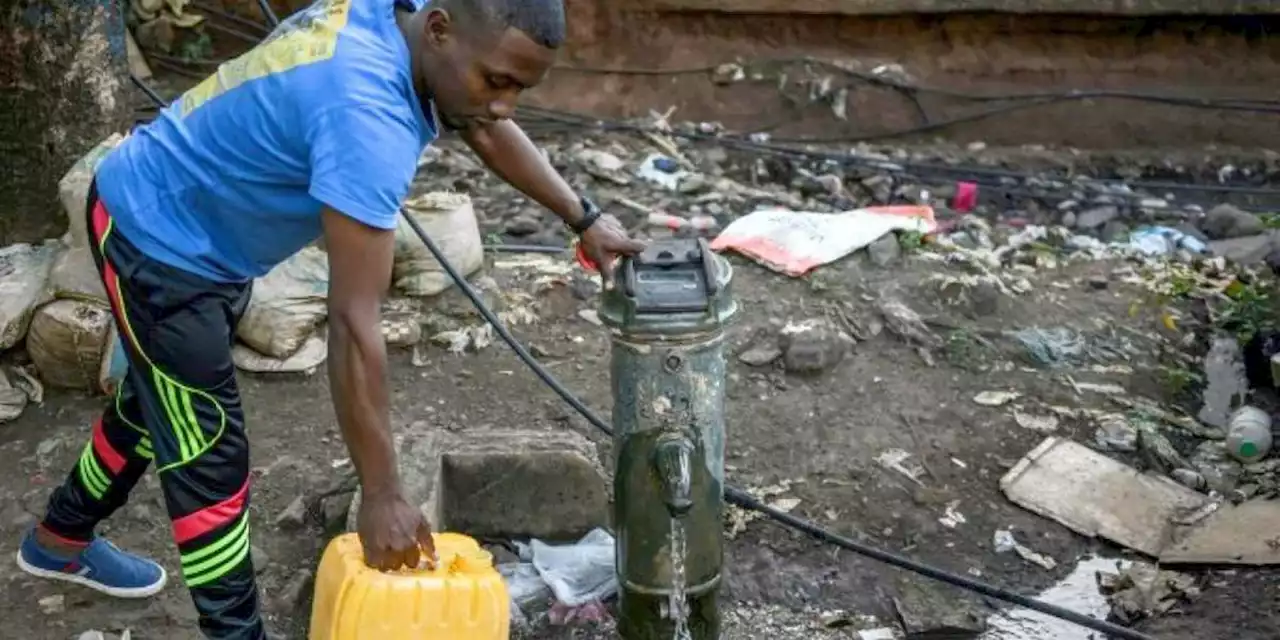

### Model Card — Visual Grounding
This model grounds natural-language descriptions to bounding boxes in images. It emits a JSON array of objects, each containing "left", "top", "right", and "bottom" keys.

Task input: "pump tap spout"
[{"left": 653, "top": 435, "right": 695, "bottom": 518}]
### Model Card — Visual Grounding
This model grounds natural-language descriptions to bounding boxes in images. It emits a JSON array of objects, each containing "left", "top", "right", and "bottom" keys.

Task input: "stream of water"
[{"left": 669, "top": 518, "right": 692, "bottom": 640}]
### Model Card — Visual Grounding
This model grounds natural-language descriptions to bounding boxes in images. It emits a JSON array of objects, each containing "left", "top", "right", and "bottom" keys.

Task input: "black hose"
[
  {"left": 255, "top": 0, "right": 280, "bottom": 27},
  {"left": 398, "top": 213, "right": 1158, "bottom": 640}
]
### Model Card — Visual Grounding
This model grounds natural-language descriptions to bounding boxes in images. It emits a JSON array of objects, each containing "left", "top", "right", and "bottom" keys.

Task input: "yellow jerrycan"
[{"left": 309, "top": 532, "right": 510, "bottom": 640}]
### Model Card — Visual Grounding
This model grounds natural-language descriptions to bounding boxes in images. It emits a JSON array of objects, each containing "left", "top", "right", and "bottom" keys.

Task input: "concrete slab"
[
  {"left": 347, "top": 423, "right": 610, "bottom": 542},
  {"left": 1161, "top": 500, "right": 1280, "bottom": 565},
  {"left": 999, "top": 437, "right": 1209, "bottom": 557}
]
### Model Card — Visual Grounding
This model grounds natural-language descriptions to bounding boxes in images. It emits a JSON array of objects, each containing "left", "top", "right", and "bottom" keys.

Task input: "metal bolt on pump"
[{"left": 598, "top": 238, "right": 739, "bottom": 639}]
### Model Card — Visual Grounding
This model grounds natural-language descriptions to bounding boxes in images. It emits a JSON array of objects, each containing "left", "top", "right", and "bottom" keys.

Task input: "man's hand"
[
  {"left": 357, "top": 492, "right": 437, "bottom": 571},
  {"left": 580, "top": 214, "right": 646, "bottom": 290}
]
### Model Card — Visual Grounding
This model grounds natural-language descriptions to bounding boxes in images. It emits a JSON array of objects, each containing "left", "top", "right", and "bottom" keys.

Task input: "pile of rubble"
[{"left": 0, "top": 135, "right": 547, "bottom": 424}]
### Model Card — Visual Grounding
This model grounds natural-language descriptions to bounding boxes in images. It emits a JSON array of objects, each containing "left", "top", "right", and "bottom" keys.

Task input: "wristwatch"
[{"left": 566, "top": 196, "right": 602, "bottom": 235}]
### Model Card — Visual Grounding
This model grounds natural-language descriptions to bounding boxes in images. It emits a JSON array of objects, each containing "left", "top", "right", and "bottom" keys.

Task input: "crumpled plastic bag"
[
  {"left": 500, "top": 527, "right": 617, "bottom": 630},
  {"left": 711, "top": 206, "right": 936, "bottom": 276},
  {"left": 521, "top": 527, "right": 616, "bottom": 608}
]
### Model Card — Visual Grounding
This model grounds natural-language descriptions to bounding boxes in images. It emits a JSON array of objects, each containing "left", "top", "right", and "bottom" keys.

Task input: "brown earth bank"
[{"left": 201, "top": 1, "right": 1280, "bottom": 150}]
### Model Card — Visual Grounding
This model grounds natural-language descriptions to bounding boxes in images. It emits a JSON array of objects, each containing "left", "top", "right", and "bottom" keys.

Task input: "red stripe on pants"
[
  {"left": 91, "top": 416, "right": 127, "bottom": 475},
  {"left": 171, "top": 478, "right": 251, "bottom": 544}
]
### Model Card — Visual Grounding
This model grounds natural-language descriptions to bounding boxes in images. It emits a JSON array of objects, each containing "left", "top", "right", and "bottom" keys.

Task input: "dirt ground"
[{"left": 2, "top": 236, "right": 1277, "bottom": 639}]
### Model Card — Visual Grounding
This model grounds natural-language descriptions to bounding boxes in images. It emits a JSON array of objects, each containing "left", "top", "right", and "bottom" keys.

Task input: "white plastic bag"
[
  {"left": 710, "top": 205, "right": 936, "bottom": 276},
  {"left": 522, "top": 528, "right": 617, "bottom": 608},
  {"left": 237, "top": 247, "right": 329, "bottom": 359},
  {"left": 0, "top": 242, "right": 58, "bottom": 351},
  {"left": 394, "top": 191, "right": 483, "bottom": 297}
]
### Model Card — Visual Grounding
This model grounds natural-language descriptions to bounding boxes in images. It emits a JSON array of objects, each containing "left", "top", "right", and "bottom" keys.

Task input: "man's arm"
[
  {"left": 462, "top": 119, "right": 585, "bottom": 225},
  {"left": 322, "top": 207, "right": 434, "bottom": 570},
  {"left": 462, "top": 119, "right": 646, "bottom": 286}
]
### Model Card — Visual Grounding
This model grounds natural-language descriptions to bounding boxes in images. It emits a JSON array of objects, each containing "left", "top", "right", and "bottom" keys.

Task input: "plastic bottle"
[{"left": 1226, "top": 406, "right": 1273, "bottom": 463}]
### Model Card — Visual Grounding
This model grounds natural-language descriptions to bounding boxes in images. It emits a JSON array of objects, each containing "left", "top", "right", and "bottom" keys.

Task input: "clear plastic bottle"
[{"left": 1226, "top": 406, "right": 1273, "bottom": 463}]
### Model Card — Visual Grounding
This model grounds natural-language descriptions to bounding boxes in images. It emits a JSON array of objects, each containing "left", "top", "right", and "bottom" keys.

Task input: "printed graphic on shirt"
[{"left": 179, "top": 0, "right": 353, "bottom": 117}]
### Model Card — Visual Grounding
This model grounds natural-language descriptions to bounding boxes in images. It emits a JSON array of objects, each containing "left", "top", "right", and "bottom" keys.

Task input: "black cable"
[
  {"left": 128, "top": 72, "right": 167, "bottom": 107},
  {"left": 398, "top": 213, "right": 1158, "bottom": 640},
  {"left": 191, "top": 1, "right": 271, "bottom": 35},
  {"left": 255, "top": 0, "right": 280, "bottom": 27},
  {"left": 514, "top": 104, "right": 1280, "bottom": 199}
]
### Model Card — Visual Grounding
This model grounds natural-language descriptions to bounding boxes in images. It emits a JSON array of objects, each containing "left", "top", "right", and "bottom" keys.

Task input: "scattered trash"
[
  {"left": 875, "top": 449, "right": 927, "bottom": 487},
  {"left": 431, "top": 324, "right": 495, "bottom": 354},
  {"left": 992, "top": 529, "right": 1058, "bottom": 570},
  {"left": 1012, "top": 410, "right": 1059, "bottom": 433},
  {"left": 500, "top": 528, "right": 616, "bottom": 630},
  {"left": 1094, "top": 413, "right": 1139, "bottom": 452},
  {"left": 1098, "top": 561, "right": 1197, "bottom": 624},
  {"left": 1014, "top": 327, "right": 1086, "bottom": 368},
  {"left": 875, "top": 296, "right": 942, "bottom": 350},
  {"left": 951, "top": 182, "right": 979, "bottom": 212},
  {"left": 0, "top": 242, "right": 57, "bottom": 351},
  {"left": 635, "top": 153, "right": 690, "bottom": 191},
  {"left": 237, "top": 247, "right": 329, "bottom": 359},
  {"left": 1070, "top": 381, "right": 1126, "bottom": 396},
  {"left": 710, "top": 205, "right": 936, "bottom": 277},
  {"left": 1128, "top": 226, "right": 1207, "bottom": 256},
  {"left": 939, "top": 501, "right": 966, "bottom": 529},
  {"left": 394, "top": 191, "right": 483, "bottom": 297},
  {"left": 1198, "top": 335, "right": 1249, "bottom": 430},
  {"left": 981, "top": 556, "right": 1128, "bottom": 640},
  {"left": 1225, "top": 405, "right": 1272, "bottom": 463},
  {"left": 974, "top": 391, "right": 1020, "bottom": 407}
]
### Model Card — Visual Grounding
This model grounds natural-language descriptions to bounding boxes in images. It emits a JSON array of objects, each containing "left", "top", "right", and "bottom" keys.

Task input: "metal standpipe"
[{"left": 599, "top": 239, "right": 739, "bottom": 640}]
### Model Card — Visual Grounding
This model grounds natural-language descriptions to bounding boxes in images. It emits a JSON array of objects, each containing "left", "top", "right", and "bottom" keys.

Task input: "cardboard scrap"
[{"left": 1000, "top": 437, "right": 1209, "bottom": 558}]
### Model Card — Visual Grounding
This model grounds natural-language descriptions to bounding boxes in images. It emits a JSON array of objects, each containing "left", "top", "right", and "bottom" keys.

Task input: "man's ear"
[{"left": 423, "top": 8, "right": 452, "bottom": 47}]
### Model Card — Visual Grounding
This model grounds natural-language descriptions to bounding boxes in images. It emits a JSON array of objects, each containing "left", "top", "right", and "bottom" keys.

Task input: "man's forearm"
[
  {"left": 328, "top": 314, "right": 399, "bottom": 499},
  {"left": 463, "top": 119, "right": 584, "bottom": 226}
]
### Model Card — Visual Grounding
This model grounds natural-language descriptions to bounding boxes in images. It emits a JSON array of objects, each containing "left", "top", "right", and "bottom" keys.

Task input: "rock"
[
  {"left": 274, "top": 495, "right": 309, "bottom": 531},
  {"left": 814, "top": 173, "right": 845, "bottom": 197},
  {"left": 1100, "top": 220, "right": 1131, "bottom": 243},
  {"left": 38, "top": 594, "right": 65, "bottom": 615},
  {"left": 504, "top": 213, "right": 542, "bottom": 237},
  {"left": 1060, "top": 211, "right": 1077, "bottom": 228},
  {"left": 738, "top": 344, "right": 782, "bottom": 367},
  {"left": 778, "top": 320, "right": 847, "bottom": 374},
  {"left": 1201, "top": 204, "right": 1264, "bottom": 240},
  {"left": 320, "top": 492, "right": 353, "bottom": 533},
  {"left": 866, "top": 234, "right": 902, "bottom": 266},
  {"left": 276, "top": 568, "right": 315, "bottom": 612},
  {"left": 893, "top": 580, "right": 987, "bottom": 638},
  {"left": 251, "top": 544, "right": 270, "bottom": 569},
  {"left": 348, "top": 425, "right": 609, "bottom": 540},
  {"left": 1209, "top": 232, "right": 1278, "bottom": 265},
  {"left": 1075, "top": 205, "right": 1120, "bottom": 230},
  {"left": 76, "top": 631, "right": 106, "bottom": 640}
]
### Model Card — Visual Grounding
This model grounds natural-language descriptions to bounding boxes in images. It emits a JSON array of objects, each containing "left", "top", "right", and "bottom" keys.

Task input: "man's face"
[{"left": 419, "top": 13, "right": 555, "bottom": 131}]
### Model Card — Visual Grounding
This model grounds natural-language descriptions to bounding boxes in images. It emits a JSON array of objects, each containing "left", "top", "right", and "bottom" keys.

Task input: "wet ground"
[{"left": 2, "top": 246, "right": 1274, "bottom": 639}]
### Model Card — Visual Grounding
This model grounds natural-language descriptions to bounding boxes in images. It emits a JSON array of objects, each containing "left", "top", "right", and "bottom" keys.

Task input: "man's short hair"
[{"left": 438, "top": 0, "right": 567, "bottom": 49}]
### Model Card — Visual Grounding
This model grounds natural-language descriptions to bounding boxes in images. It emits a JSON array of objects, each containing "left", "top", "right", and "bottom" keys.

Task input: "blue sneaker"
[{"left": 15, "top": 528, "right": 167, "bottom": 598}]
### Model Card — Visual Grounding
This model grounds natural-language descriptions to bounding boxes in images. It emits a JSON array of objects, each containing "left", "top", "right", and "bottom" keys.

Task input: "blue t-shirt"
[{"left": 97, "top": 0, "right": 437, "bottom": 283}]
